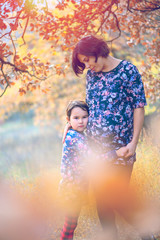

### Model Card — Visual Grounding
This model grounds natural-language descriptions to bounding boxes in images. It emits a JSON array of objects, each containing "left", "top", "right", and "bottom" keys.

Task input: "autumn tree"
[{"left": 0, "top": 0, "right": 159, "bottom": 122}]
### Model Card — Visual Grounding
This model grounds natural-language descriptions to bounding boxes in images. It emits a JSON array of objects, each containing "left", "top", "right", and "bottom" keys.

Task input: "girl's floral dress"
[{"left": 60, "top": 129, "right": 88, "bottom": 204}]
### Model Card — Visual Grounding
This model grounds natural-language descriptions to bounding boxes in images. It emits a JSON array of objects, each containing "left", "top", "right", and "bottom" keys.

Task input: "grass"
[{"left": 0, "top": 115, "right": 62, "bottom": 180}]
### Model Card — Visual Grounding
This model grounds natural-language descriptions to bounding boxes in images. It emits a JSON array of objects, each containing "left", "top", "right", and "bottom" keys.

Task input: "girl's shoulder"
[
  {"left": 65, "top": 129, "right": 86, "bottom": 146},
  {"left": 66, "top": 129, "right": 79, "bottom": 138}
]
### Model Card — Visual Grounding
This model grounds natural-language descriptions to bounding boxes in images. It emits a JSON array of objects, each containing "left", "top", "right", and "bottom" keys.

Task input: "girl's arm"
[
  {"left": 62, "top": 123, "right": 71, "bottom": 144},
  {"left": 61, "top": 143, "right": 76, "bottom": 181},
  {"left": 61, "top": 131, "right": 82, "bottom": 182}
]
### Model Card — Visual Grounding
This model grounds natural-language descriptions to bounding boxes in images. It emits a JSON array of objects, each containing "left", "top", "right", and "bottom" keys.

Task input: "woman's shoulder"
[{"left": 122, "top": 60, "right": 139, "bottom": 72}]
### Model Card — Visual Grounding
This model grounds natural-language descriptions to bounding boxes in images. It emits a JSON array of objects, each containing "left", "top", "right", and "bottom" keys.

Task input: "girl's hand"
[
  {"left": 62, "top": 123, "right": 71, "bottom": 144},
  {"left": 116, "top": 146, "right": 129, "bottom": 157}
]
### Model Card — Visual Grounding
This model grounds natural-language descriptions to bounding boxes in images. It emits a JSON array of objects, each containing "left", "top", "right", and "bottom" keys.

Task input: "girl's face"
[
  {"left": 77, "top": 54, "right": 106, "bottom": 72},
  {"left": 67, "top": 107, "right": 89, "bottom": 132}
]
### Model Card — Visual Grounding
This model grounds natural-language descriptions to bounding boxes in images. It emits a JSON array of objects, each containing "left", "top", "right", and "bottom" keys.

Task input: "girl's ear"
[{"left": 66, "top": 116, "right": 70, "bottom": 123}]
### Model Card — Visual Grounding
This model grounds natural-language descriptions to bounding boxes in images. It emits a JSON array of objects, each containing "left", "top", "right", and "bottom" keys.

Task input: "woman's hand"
[
  {"left": 116, "top": 147, "right": 129, "bottom": 157},
  {"left": 125, "top": 141, "right": 137, "bottom": 158},
  {"left": 116, "top": 142, "right": 137, "bottom": 158},
  {"left": 62, "top": 123, "right": 71, "bottom": 144}
]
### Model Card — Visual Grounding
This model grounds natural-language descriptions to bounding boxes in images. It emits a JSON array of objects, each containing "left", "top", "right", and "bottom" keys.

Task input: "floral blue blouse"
[
  {"left": 61, "top": 129, "right": 88, "bottom": 186},
  {"left": 60, "top": 129, "right": 88, "bottom": 202},
  {"left": 86, "top": 60, "right": 147, "bottom": 165}
]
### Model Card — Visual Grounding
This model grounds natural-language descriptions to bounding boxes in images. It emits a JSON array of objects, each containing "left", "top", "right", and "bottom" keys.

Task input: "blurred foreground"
[{"left": 0, "top": 113, "right": 160, "bottom": 240}]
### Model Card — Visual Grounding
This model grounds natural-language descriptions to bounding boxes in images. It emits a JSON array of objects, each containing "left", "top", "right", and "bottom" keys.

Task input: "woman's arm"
[
  {"left": 102, "top": 146, "right": 129, "bottom": 161},
  {"left": 124, "top": 64, "right": 146, "bottom": 158},
  {"left": 101, "top": 106, "right": 144, "bottom": 161},
  {"left": 125, "top": 107, "right": 145, "bottom": 158}
]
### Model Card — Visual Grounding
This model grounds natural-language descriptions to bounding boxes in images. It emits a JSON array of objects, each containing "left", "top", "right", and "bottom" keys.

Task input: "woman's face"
[{"left": 77, "top": 54, "right": 106, "bottom": 72}]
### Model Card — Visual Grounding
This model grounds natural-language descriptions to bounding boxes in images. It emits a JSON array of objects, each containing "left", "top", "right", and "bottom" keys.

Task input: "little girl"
[
  {"left": 60, "top": 100, "right": 128, "bottom": 240},
  {"left": 60, "top": 100, "right": 89, "bottom": 240}
]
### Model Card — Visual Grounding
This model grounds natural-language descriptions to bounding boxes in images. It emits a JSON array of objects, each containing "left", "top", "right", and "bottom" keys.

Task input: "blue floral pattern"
[
  {"left": 60, "top": 129, "right": 118, "bottom": 202},
  {"left": 60, "top": 129, "right": 88, "bottom": 202},
  {"left": 86, "top": 60, "right": 147, "bottom": 165},
  {"left": 61, "top": 129, "right": 88, "bottom": 186}
]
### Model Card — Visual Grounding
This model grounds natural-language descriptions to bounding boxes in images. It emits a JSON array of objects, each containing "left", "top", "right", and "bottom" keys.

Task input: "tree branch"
[
  {"left": 127, "top": 0, "right": 133, "bottom": 13},
  {"left": 107, "top": 11, "right": 121, "bottom": 43},
  {"left": 96, "top": 0, "right": 119, "bottom": 35},
  {"left": 21, "top": 15, "right": 30, "bottom": 45},
  {"left": 0, "top": 63, "right": 10, "bottom": 97},
  {"left": 145, "top": 0, "right": 160, "bottom": 6},
  {"left": 96, "top": 10, "right": 111, "bottom": 33},
  {"left": 96, "top": 0, "right": 121, "bottom": 42},
  {"left": 0, "top": 83, "right": 9, "bottom": 97},
  {"left": 0, "top": 58, "right": 46, "bottom": 81},
  {"left": 131, "top": 6, "right": 160, "bottom": 12},
  {"left": 127, "top": 0, "right": 160, "bottom": 12},
  {"left": 10, "top": 34, "right": 17, "bottom": 63},
  {"left": 0, "top": 10, "right": 22, "bottom": 40},
  {"left": 15, "top": 10, "right": 22, "bottom": 25}
]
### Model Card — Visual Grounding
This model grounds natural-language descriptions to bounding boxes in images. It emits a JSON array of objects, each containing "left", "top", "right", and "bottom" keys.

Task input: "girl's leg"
[
  {"left": 60, "top": 203, "right": 81, "bottom": 240},
  {"left": 60, "top": 214, "right": 79, "bottom": 240}
]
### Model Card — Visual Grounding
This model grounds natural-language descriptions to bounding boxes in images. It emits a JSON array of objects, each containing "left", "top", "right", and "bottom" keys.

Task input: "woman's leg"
[
  {"left": 93, "top": 164, "right": 134, "bottom": 239},
  {"left": 113, "top": 166, "right": 159, "bottom": 240},
  {"left": 96, "top": 202, "right": 118, "bottom": 239},
  {"left": 93, "top": 167, "right": 119, "bottom": 239}
]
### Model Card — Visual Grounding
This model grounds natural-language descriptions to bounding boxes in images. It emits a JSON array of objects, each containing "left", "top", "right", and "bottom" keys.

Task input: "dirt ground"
[{"left": 49, "top": 204, "right": 160, "bottom": 240}]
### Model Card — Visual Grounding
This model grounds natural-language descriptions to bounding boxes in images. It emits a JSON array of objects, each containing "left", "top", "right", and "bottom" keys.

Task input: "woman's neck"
[{"left": 102, "top": 55, "right": 122, "bottom": 72}]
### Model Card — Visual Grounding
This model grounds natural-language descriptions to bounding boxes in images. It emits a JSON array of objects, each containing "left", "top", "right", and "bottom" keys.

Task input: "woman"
[{"left": 71, "top": 35, "right": 157, "bottom": 240}]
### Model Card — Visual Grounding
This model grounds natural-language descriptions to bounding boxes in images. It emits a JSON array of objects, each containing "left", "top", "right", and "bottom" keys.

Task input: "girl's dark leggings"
[
  {"left": 60, "top": 215, "right": 79, "bottom": 240},
  {"left": 60, "top": 206, "right": 81, "bottom": 240}
]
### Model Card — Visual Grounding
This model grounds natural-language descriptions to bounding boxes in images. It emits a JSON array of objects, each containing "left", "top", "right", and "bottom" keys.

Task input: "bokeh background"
[{"left": 0, "top": 0, "right": 160, "bottom": 239}]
